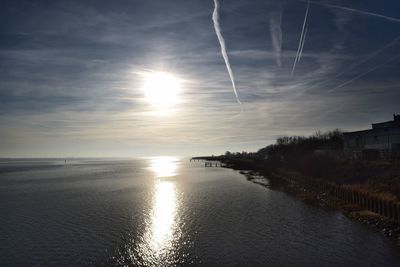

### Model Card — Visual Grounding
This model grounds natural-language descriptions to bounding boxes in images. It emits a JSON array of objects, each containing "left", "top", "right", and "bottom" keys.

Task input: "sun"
[{"left": 142, "top": 72, "right": 181, "bottom": 107}]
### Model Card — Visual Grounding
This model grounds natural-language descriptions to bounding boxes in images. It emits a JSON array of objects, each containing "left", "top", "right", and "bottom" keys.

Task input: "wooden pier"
[
  {"left": 204, "top": 161, "right": 221, "bottom": 167},
  {"left": 190, "top": 158, "right": 221, "bottom": 167}
]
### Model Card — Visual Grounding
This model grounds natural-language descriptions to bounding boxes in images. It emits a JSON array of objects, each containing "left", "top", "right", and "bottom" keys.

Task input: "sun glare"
[
  {"left": 149, "top": 157, "right": 179, "bottom": 178},
  {"left": 142, "top": 72, "right": 181, "bottom": 107}
]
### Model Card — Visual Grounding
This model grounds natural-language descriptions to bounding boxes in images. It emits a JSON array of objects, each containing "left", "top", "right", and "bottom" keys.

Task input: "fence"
[
  {"left": 325, "top": 183, "right": 400, "bottom": 223},
  {"left": 283, "top": 173, "right": 400, "bottom": 223}
]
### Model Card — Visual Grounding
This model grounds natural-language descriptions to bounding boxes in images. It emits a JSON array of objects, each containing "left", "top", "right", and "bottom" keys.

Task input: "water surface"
[{"left": 1, "top": 158, "right": 399, "bottom": 266}]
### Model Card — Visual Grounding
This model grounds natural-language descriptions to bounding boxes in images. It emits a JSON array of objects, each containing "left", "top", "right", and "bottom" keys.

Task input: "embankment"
[{"left": 193, "top": 156, "right": 400, "bottom": 243}]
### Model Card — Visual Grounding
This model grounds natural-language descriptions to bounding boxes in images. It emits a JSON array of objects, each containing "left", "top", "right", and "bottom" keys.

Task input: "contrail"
[
  {"left": 291, "top": 0, "right": 311, "bottom": 76},
  {"left": 307, "top": 0, "right": 400, "bottom": 24},
  {"left": 298, "top": 27, "right": 308, "bottom": 62},
  {"left": 330, "top": 54, "right": 400, "bottom": 91},
  {"left": 331, "top": 36, "right": 400, "bottom": 79},
  {"left": 212, "top": 0, "right": 241, "bottom": 104},
  {"left": 306, "top": 35, "right": 400, "bottom": 92},
  {"left": 270, "top": 7, "right": 283, "bottom": 67}
]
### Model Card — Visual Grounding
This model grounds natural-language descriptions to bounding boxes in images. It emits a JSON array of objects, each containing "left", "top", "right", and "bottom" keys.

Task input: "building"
[{"left": 343, "top": 114, "right": 400, "bottom": 159}]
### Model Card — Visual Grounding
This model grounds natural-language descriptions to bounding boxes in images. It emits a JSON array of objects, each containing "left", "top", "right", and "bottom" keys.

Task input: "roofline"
[
  {"left": 344, "top": 127, "right": 400, "bottom": 135},
  {"left": 372, "top": 120, "right": 394, "bottom": 125},
  {"left": 343, "top": 129, "right": 372, "bottom": 135}
]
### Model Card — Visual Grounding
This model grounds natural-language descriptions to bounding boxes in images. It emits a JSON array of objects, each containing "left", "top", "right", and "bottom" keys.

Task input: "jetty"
[{"left": 190, "top": 157, "right": 222, "bottom": 167}]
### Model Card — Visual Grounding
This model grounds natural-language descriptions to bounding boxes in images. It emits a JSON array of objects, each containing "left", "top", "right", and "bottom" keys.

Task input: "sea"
[{"left": 1, "top": 157, "right": 400, "bottom": 266}]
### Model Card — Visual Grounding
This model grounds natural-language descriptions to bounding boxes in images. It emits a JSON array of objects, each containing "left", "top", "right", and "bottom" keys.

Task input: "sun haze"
[{"left": 142, "top": 72, "right": 182, "bottom": 108}]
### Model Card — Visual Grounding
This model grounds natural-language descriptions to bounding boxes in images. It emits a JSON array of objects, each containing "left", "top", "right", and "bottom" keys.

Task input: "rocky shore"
[
  {"left": 238, "top": 168, "right": 400, "bottom": 246},
  {"left": 193, "top": 156, "right": 400, "bottom": 246}
]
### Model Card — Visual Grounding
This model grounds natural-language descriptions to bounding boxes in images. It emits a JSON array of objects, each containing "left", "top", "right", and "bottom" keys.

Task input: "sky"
[{"left": 1, "top": 0, "right": 400, "bottom": 157}]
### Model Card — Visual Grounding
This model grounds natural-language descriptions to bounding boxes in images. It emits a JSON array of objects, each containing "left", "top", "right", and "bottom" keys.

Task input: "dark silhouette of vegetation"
[
  {"left": 194, "top": 129, "right": 400, "bottom": 231},
  {"left": 218, "top": 129, "right": 345, "bottom": 179},
  {"left": 258, "top": 129, "right": 343, "bottom": 158},
  {"left": 195, "top": 129, "right": 400, "bottom": 199}
]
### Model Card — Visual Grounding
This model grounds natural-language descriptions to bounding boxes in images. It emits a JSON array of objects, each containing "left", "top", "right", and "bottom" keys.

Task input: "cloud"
[
  {"left": 0, "top": 0, "right": 399, "bottom": 157},
  {"left": 269, "top": 5, "right": 283, "bottom": 67}
]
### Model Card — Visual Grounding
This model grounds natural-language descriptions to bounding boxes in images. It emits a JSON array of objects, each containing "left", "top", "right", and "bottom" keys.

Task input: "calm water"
[{"left": 1, "top": 158, "right": 400, "bottom": 266}]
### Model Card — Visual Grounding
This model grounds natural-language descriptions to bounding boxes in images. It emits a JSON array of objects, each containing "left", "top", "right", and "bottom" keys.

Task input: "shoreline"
[
  {"left": 242, "top": 169, "right": 400, "bottom": 246},
  {"left": 194, "top": 157, "right": 400, "bottom": 246}
]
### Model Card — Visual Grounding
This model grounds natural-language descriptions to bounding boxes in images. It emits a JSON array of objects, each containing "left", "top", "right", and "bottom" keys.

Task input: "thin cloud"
[
  {"left": 270, "top": 6, "right": 283, "bottom": 67},
  {"left": 306, "top": 35, "right": 400, "bottom": 92},
  {"left": 330, "top": 54, "right": 400, "bottom": 92},
  {"left": 307, "top": 0, "right": 400, "bottom": 24}
]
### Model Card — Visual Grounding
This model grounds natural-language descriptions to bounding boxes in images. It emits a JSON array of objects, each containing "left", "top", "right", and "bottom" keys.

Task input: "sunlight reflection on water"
[
  {"left": 149, "top": 157, "right": 179, "bottom": 178},
  {"left": 147, "top": 181, "right": 178, "bottom": 257},
  {"left": 130, "top": 157, "right": 183, "bottom": 266}
]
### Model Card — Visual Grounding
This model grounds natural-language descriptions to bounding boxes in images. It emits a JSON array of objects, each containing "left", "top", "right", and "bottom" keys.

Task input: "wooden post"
[
  {"left": 368, "top": 195, "right": 373, "bottom": 211},
  {"left": 390, "top": 202, "right": 396, "bottom": 221},
  {"left": 354, "top": 191, "right": 358, "bottom": 205},
  {"left": 361, "top": 193, "right": 366, "bottom": 209},
  {"left": 377, "top": 198, "right": 382, "bottom": 216},
  {"left": 376, "top": 197, "right": 381, "bottom": 214},
  {"left": 372, "top": 196, "right": 378, "bottom": 213},
  {"left": 381, "top": 199, "right": 386, "bottom": 217},
  {"left": 365, "top": 194, "right": 369, "bottom": 209},
  {"left": 366, "top": 195, "right": 370, "bottom": 211},
  {"left": 396, "top": 203, "right": 400, "bottom": 223},
  {"left": 394, "top": 202, "right": 399, "bottom": 222},
  {"left": 386, "top": 200, "right": 390, "bottom": 218},
  {"left": 387, "top": 201, "right": 392, "bottom": 219}
]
